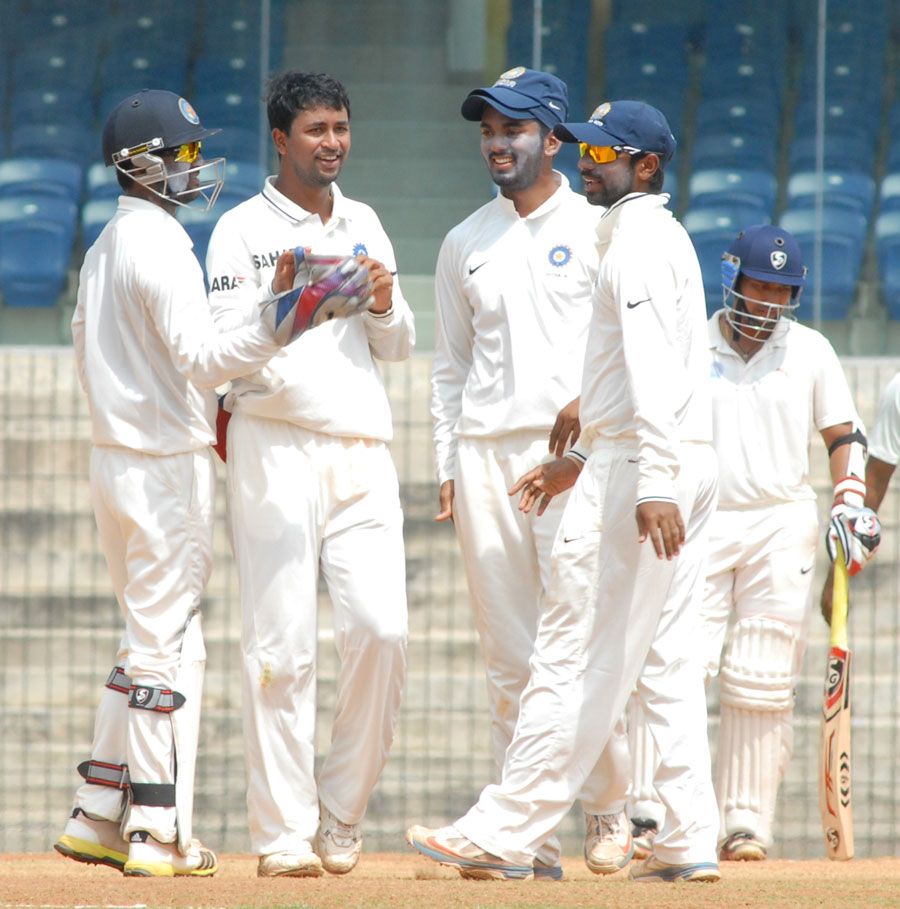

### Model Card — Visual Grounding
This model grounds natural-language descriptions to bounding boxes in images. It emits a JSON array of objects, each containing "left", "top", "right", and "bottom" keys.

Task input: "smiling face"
[
  {"left": 577, "top": 145, "right": 640, "bottom": 207},
  {"left": 273, "top": 105, "right": 350, "bottom": 189},
  {"left": 479, "top": 105, "right": 548, "bottom": 192}
]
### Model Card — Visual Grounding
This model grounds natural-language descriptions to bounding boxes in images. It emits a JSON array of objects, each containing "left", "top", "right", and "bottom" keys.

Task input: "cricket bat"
[{"left": 819, "top": 549, "right": 854, "bottom": 860}]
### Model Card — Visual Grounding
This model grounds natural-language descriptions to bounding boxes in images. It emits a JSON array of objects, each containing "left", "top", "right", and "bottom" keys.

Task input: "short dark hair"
[{"left": 266, "top": 71, "right": 351, "bottom": 134}]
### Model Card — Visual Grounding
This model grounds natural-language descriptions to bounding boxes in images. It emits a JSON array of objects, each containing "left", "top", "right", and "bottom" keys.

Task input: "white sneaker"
[
  {"left": 54, "top": 808, "right": 129, "bottom": 871},
  {"left": 631, "top": 817, "right": 659, "bottom": 860},
  {"left": 316, "top": 802, "right": 362, "bottom": 874},
  {"left": 257, "top": 846, "right": 324, "bottom": 878},
  {"left": 584, "top": 809, "right": 634, "bottom": 874},
  {"left": 123, "top": 832, "right": 217, "bottom": 877},
  {"left": 719, "top": 830, "right": 767, "bottom": 861},
  {"left": 406, "top": 824, "right": 534, "bottom": 881}
]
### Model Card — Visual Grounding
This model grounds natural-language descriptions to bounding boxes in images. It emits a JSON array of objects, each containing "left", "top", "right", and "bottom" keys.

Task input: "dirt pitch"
[{"left": 2, "top": 853, "right": 900, "bottom": 908}]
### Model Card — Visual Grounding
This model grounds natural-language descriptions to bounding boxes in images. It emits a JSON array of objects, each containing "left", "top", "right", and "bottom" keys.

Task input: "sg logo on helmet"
[{"left": 770, "top": 250, "right": 787, "bottom": 270}]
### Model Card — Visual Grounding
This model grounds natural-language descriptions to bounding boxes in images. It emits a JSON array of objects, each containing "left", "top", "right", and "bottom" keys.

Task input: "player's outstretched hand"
[
  {"left": 435, "top": 479, "right": 454, "bottom": 523},
  {"left": 636, "top": 500, "right": 685, "bottom": 560},
  {"left": 549, "top": 396, "right": 580, "bottom": 457},
  {"left": 356, "top": 254, "right": 393, "bottom": 314},
  {"left": 510, "top": 458, "right": 581, "bottom": 516}
]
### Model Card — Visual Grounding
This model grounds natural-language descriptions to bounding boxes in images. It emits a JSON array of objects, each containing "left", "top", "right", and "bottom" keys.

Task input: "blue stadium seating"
[
  {"left": 222, "top": 160, "right": 267, "bottom": 198},
  {"left": 10, "top": 89, "right": 94, "bottom": 128},
  {"left": 12, "top": 44, "right": 98, "bottom": 91},
  {"left": 683, "top": 206, "right": 770, "bottom": 236},
  {"left": 691, "top": 132, "right": 777, "bottom": 172},
  {"left": 779, "top": 208, "right": 866, "bottom": 319},
  {"left": 875, "top": 211, "right": 900, "bottom": 318},
  {"left": 193, "top": 54, "right": 260, "bottom": 93},
  {"left": 0, "top": 196, "right": 77, "bottom": 307},
  {"left": 694, "top": 97, "right": 780, "bottom": 141},
  {"left": 687, "top": 227, "right": 733, "bottom": 313},
  {"left": 688, "top": 167, "right": 777, "bottom": 213},
  {"left": 80, "top": 198, "right": 117, "bottom": 250},
  {"left": 9, "top": 123, "right": 96, "bottom": 168},
  {"left": 86, "top": 162, "right": 121, "bottom": 200},
  {"left": 787, "top": 134, "right": 875, "bottom": 175},
  {"left": 203, "top": 128, "right": 264, "bottom": 164},
  {"left": 193, "top": 90, "right": 263, "bottom": 129},
  {"left": 0, "top": 159, "right": 83, "bottom": 202},
  {"left": 101, "top": 50, "right": 189, "bottom": 94},
  {"left": 786, "top": 171, "right": 876, "bottom": 215}
]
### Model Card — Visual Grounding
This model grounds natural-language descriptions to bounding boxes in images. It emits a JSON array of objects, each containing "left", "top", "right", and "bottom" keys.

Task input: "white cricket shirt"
[
  {"left": 868, "top": 371, "right": 900, "bottom": 466},
  {"left": 206, "top": 179, "right": 414, "bottom": 441},
  {"left": 708, "top": 310, "right": 860, "bottom": 507},
  {"left": 72, "top": 196, "right": 278, "bottom": 455},
  {"left": 574, "top": 192, "right": 712, "bottom": 503},
  {"left": 431, "top": 174, "right": 601, "bottom": 484}
]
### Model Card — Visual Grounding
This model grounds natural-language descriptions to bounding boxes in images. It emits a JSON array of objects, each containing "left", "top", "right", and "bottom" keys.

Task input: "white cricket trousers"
[
  {"left": 455, "top": 441, "right": 720, "bottom": 866},
  {"left": 227, "top": 413, "right": 408, "bottom": 856},
  {"left": 454, "top": 433, "right": 629, "bottom": 828},
  {"left": 76, "top": 445, "right": 214, "bottom": 845}
]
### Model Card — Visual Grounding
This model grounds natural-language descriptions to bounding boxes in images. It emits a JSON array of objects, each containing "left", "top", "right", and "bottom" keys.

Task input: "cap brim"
[
  {"left": 461, "top": 88, "right": 557, "bottom": 128},
  {"left": 741, "top": 264, "right": 805, "bottom": 286},
  {"left": 553, "top": 121, "right": 620, "bottom": 145}
]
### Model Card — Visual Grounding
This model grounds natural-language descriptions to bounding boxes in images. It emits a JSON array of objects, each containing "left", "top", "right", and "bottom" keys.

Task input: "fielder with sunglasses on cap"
[
  {"left": 409, "top": 100, "right": 721, "bottom": 883},
  {"left": 628, "top": 224, "right": 880, "bottom": 862},
  {"left": 430, "top": 67, "right": 633, "bottom": 879},
  {"left": 54, "top": 89, "right": 300, "bottom": 877}
]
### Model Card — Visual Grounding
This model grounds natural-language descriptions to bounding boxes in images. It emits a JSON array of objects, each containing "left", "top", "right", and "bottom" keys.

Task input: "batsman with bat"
[
  {"left": 627, "top": 225, "right": 881, "bottom": 863},
  {"left": 206, "top": 71, "right": 414, "bottom": 878}
]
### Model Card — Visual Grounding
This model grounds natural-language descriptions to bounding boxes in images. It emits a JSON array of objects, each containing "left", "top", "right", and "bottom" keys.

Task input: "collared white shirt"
[
  {"left": 867, "top": 372, "right": 900, "bottom": 466},
  {"left": 72, "top": 195, "right": 278, "bottom": 454},
  {"left": 206, "top": 178, "right": 415, "bottom": 441},
  {"left": 574, "top": 192, "right": 712, "bottom": 503},
  {"left": 708, "top": 309, "right": 860, "bottom": 507},
  {"left": 431, "top": 173, "right": 601, "bottom": 484}
]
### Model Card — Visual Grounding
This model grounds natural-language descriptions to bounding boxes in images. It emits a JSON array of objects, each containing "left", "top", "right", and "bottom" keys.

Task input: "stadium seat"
[
  {"left": 80, "top": 199, "right": 118, "bottom": 250},
  {"left": 203, "top": 128, "right": 263, "bottom": 163},
  {"left": 786, "top": 171, "right": 875, "bottom": 215},
  {"left": 0, "top": 196, "right": 77, "bottom": 307},
  {"left": 875, "top": 210, "right": 900, "bottom": 317},
  {"left": 10, "top": 89, "right": 94, "bottom": 127},
  {"left": 691, "top": 132, "right": 777, "bottom": 172},
  {"left": 12, "top": 44, "right": 97, "bottom": 91},
  {"left": 86, "top": 162, "right": 122, "bottom": 200},
  {"left": 222, "top": 160, "right": 267, "bottom": 197},
  {"left": 683, "top": 206, "right": 770, "bottom": 235},
  {"left": 700, "top": 58, "right": 782, "bottom": 110},
  {"left": 192, "top": 90, "right": 262, "bottom": 129},
  {"left": 787, "top": 134, "right": 875, "bottom": 175},
  {"left": 9, "top": 123, "right": 96, "bottom": 168},
  {"left": 686, "top": 227, "right": 733, "bottom": 314},
  {"left": 778, "top": 209, "right": 866, "bottom": 319},
  {"left": 694, "top": 97, "right": 780, "bottom": 140},
  {"left": 688, "top": 167, "right": 777, "bottom": 212},
  {"left": 193, "top": 54, "right": 260, "bottom": 93},
  {"left": 101, "top": 49, "right": 189, "bottom": 93},
  {"left": 0, "top": 159, "right": 83, "bottom": 202},
  {"left": 878, "top": 173, "right": 900, "bottom": 213}
]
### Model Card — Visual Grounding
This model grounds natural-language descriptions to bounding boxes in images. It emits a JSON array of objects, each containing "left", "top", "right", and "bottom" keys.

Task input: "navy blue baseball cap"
[
  {"left": 554, "top": 100, "right": 676, "bottom": 166},
  {"left": 461, "top": 66, "right": 569, "bottom": 129}
]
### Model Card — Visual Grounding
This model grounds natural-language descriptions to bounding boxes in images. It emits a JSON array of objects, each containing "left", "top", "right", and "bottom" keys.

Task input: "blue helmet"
[{"left": 721, "top": 224, "right": 807, "bottom": 339}]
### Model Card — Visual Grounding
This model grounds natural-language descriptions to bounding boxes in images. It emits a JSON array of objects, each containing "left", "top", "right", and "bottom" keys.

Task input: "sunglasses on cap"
[
  {"left": 577, "top": 142, "right": 642, "bottom": 164},
  {"left": 173, "top": 141, "right": 202, "bottom": 164}
]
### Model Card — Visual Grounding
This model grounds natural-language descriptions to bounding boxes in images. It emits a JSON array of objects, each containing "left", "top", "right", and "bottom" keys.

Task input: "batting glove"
[{"left": 826, "top": 504, "right": 881, "bottom": 576}]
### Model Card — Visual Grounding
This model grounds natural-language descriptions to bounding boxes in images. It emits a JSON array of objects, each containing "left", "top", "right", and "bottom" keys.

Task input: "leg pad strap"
[
  {"left": 130, "top": 782, "right": 177, "bottom": 807},
  {"left": 105, "top": 666, "right": 131, "bottom": 694},
  {"left": 128, "top": 685, "right": 186, "bottom": 712},
  {"left": 78, "top": 759, "right": 130, "bottom": 790}
]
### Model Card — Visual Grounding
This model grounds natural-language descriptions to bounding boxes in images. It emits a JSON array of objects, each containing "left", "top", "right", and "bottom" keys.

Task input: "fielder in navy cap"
[
  {"left": 554, "top": 100, "right": 675, "bottom": 164},
  {"left": 461, "top": 66, "right": 569, "bottom": 129}
]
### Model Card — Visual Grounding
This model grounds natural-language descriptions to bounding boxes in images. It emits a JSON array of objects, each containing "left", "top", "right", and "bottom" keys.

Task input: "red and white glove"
[{"left": 826, "top": 476, "right": 881, "bottom": 575}]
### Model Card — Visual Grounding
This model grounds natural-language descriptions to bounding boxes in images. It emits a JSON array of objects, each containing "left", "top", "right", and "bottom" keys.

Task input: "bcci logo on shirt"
[
  {"left": 352, "top": 242, "right": 368, "bottom": 256},
  {"left": 548, "top": 245, "right": 571, "bottom": 267}
]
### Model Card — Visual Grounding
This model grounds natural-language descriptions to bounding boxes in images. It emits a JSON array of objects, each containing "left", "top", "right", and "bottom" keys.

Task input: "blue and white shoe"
[
  {"left": 406, "top": 825, "right": 534, "bottom": 881},
  {"left": 629, "top": 855, "right": 720, "bottom": 883}
]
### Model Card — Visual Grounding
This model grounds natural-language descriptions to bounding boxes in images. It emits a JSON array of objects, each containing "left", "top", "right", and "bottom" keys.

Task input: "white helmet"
[{"left": 102, "top": 89, "right": 225, "bottom": 209}]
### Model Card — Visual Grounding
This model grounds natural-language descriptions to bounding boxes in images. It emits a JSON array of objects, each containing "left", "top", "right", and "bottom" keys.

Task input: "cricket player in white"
[
  {"left": 205, "top": 72, "right": 413, "bottom": 878},
  {"left": 627, "top": 225, "right": 881, "bottom": 862},
  {"left": 431, "top": 67, "right": 632, "bottom": 878},
  {"left": 409, "top": 100, "right": 721, "bottom": 883},
  {"left": 55, "top": 90, "right": 290, "bottom": 878}
]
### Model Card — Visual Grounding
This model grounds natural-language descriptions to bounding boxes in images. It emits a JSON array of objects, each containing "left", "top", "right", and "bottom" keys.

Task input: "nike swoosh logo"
[
  {"left": 468, "top": 261, "right": 488, "bottom": 275},
  {"left": 563, "top": 535, "right": 582, "bottom": 543},
  {"left": 801, "top": 566, "right": 813, "bottom": 574},
  {"left": 626, "top": 298, "right": 651, "bottom": 309}
]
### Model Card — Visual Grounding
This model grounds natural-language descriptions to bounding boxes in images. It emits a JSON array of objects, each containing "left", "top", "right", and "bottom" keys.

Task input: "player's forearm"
[{"left": 865, "top": 457, "right": 895, "bottom": 511}]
